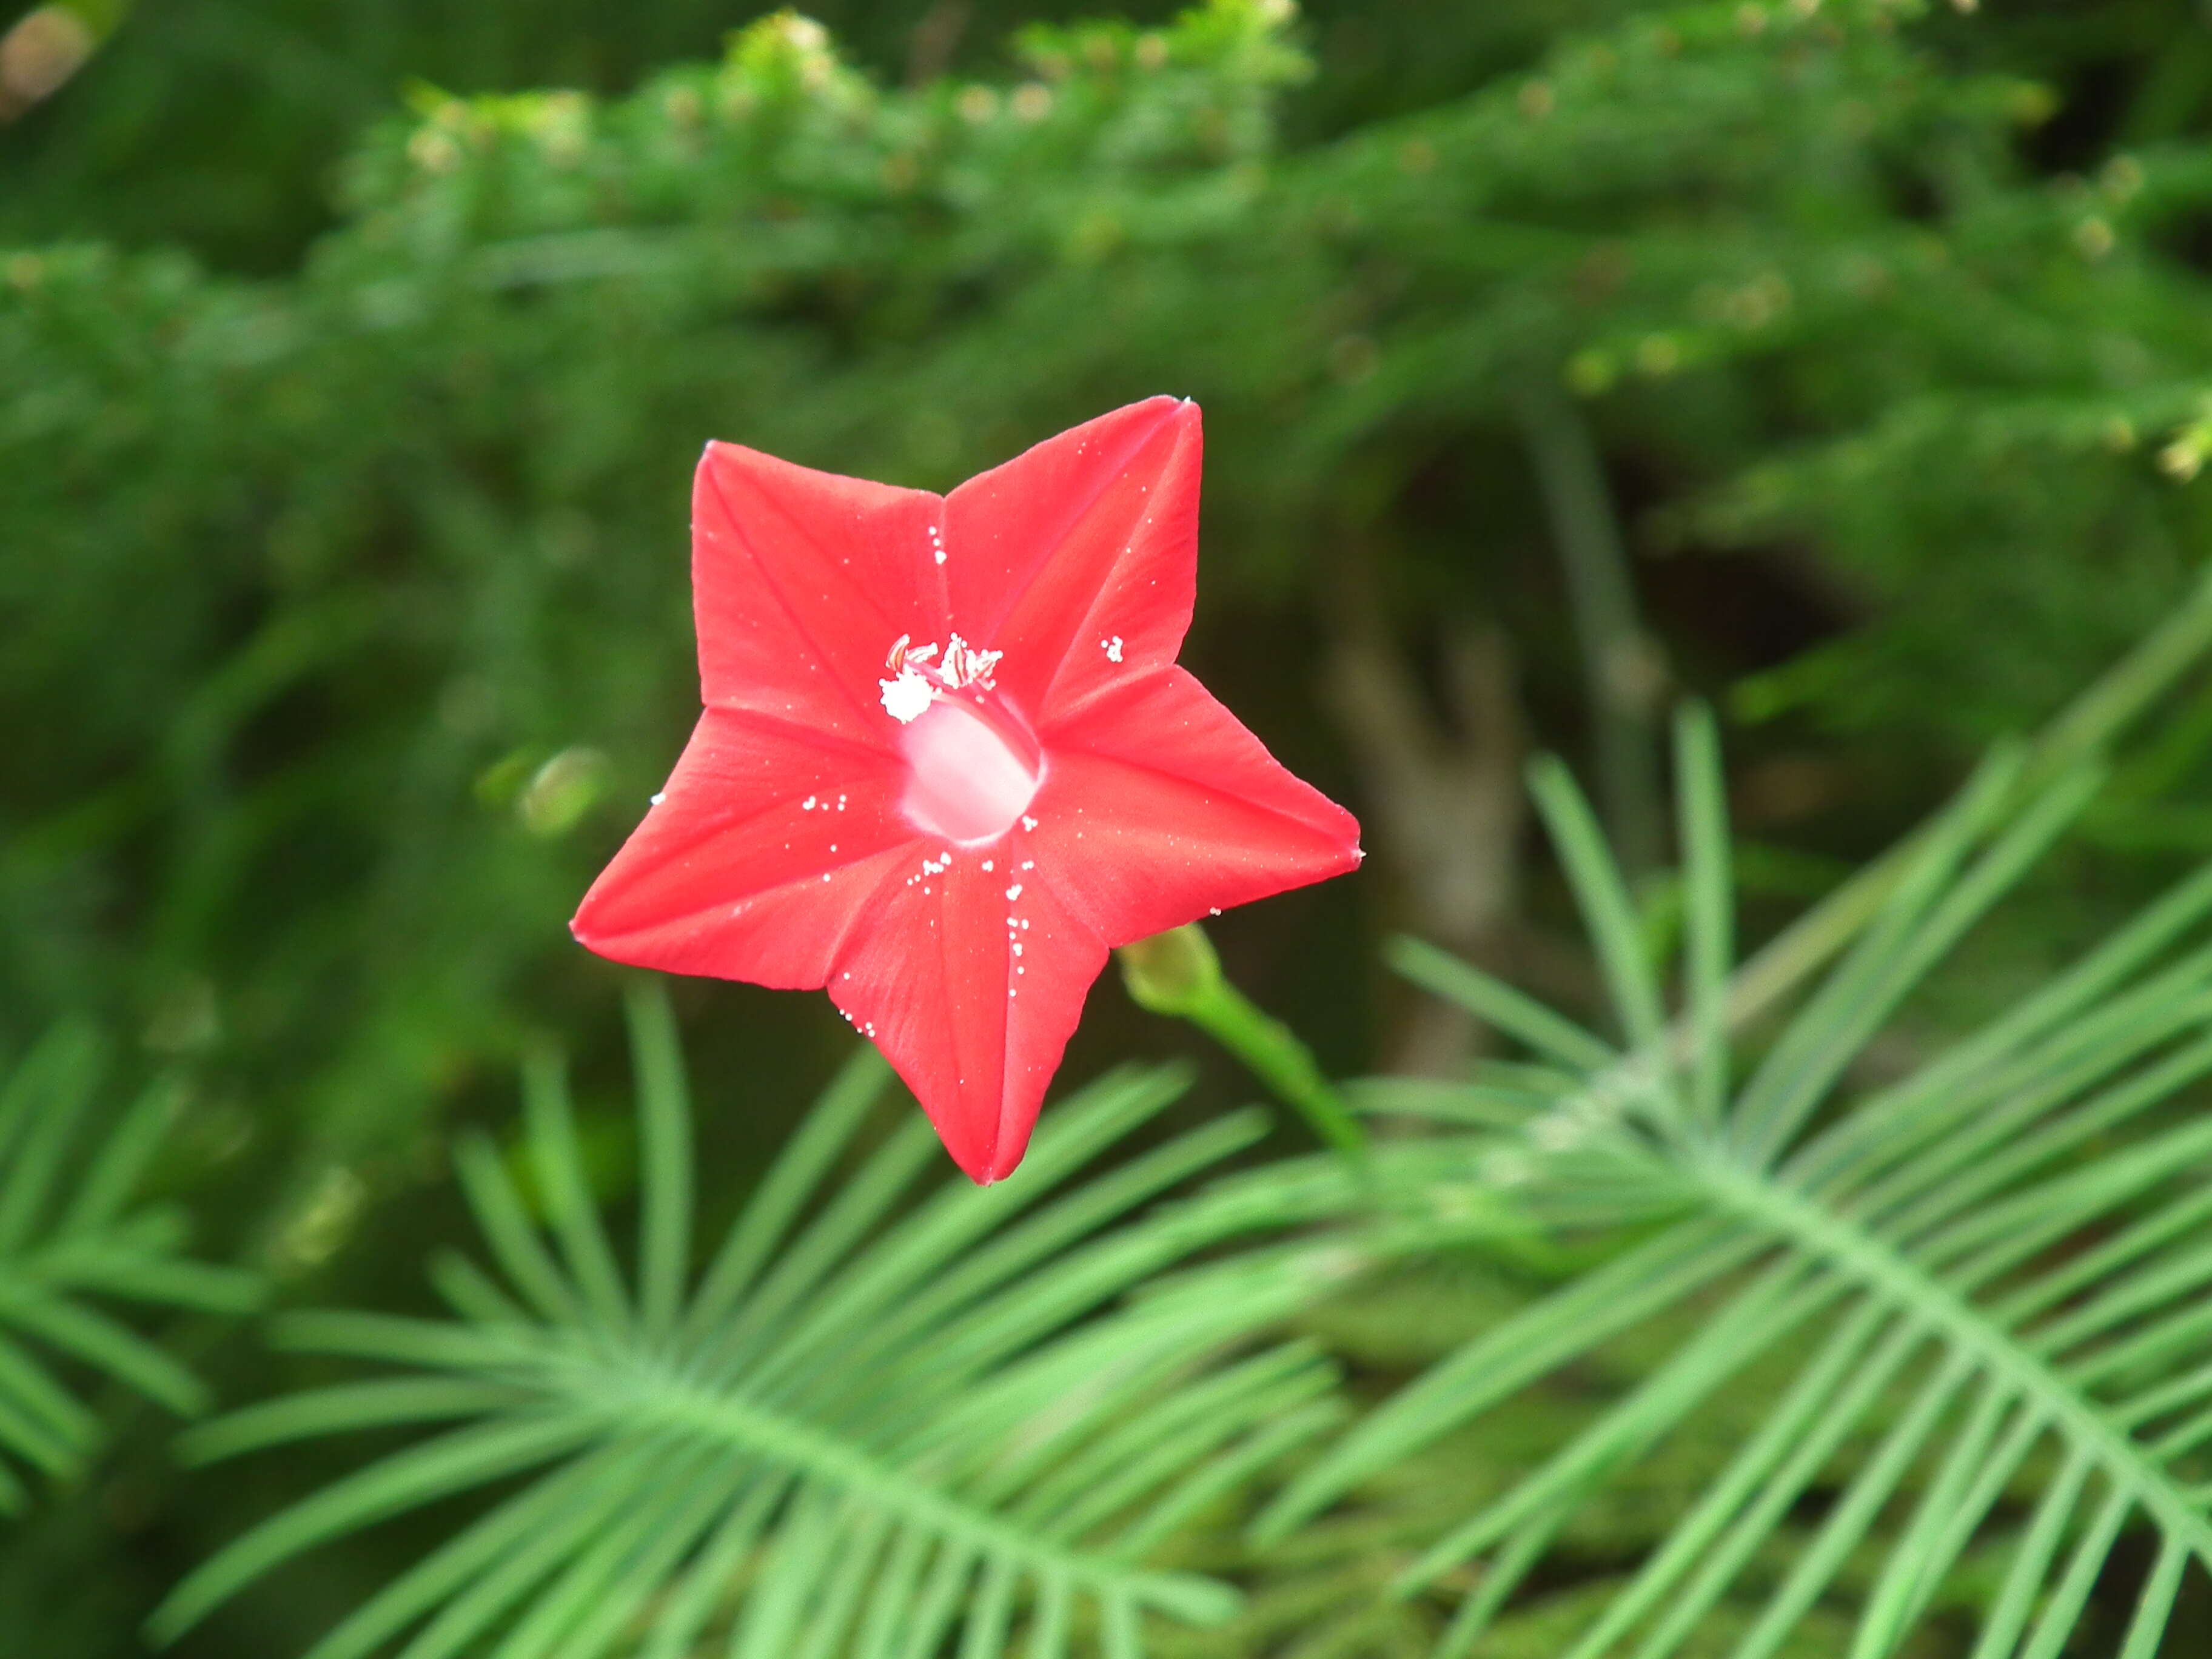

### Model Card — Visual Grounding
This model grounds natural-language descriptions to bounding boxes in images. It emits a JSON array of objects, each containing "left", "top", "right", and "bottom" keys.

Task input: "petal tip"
[
  {"left": 939, "top": 1129, "right": 1010, "bottom": 1185},
  {"left": 934, "top": 1110, "right": 1034, "bottom": 1185}
]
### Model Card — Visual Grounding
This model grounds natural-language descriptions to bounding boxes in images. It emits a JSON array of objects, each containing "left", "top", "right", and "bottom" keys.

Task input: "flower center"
[
  {"left": 880, "top": 632, "right": 1038, "bottom": 842},
  {"left": 878, "top": 631, "right": 1006, "bottom": 723},
  {"left": 897, "top": 696, "right": 1041, "bottom": 844}
]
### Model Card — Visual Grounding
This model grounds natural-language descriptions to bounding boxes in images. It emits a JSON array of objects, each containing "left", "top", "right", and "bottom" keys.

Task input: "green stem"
[
  {"left": 1186, "top": 977, "right": 1368, "bottom": 1159},
  {"left": 1517, "top": 374, "right": 1666, "bottom": 882},
  {"left": 1117, "top": 925, "right": 1367, "bottom": 1159}
]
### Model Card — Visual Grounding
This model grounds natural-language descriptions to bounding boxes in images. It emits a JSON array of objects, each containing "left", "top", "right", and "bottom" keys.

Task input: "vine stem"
[
  {"left": 1724, "top": 561, "right": 2212, "bottom": 1036},
  {"left": 1117, "top": 925, "right": 1368, "bottom": 1160},
  {"left": 1516, "top": 374, "right": 1666, "bottom": 882}
]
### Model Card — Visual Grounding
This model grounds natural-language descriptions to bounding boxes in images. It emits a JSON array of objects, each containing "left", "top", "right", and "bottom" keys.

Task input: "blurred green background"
[{"left": 10, "top": 0, "right": 2212, "bottom": 1651}]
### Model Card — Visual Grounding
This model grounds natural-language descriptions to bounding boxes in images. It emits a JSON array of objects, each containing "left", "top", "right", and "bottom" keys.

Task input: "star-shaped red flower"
[{"left": 572, "top": 398, "right": 1362, "bottom": 1182}]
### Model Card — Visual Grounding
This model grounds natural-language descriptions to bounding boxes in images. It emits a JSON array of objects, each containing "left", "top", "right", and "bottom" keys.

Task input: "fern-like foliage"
[
  {"left": 1262, "top": 708, "right": 2212, "bottom": 1659},
  {"left": 0, "top": 1022, "right": 260, "bottom": 1512},
  {"left": 152, "top": 988, "right": 1349, "bottom": 1658}
]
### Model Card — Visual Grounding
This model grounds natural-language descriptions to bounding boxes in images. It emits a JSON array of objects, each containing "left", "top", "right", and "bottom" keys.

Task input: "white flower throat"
[{"left": 879, "top": 632, "right": 1039, "bottom": 844}]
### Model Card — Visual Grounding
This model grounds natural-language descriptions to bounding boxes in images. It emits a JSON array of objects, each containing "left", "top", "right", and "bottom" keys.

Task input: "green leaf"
[
  {"left": 155, "top": 1030, "right": 1338, "bottom": 1657},
  {"left": 0, "top": 1025, "right": 256, "bottom": 1510},
  {"left": 1304, "top": 717, "right": 2212, "bottom": 1657}
]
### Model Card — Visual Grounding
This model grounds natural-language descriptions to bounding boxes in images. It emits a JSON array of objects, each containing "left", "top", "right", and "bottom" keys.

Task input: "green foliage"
[
  {"left": 14, "top": 0, "right": 2212, "bottom": 1175},
  {"left": 19, "top": 0, "right": 2212, "bottom": 1652},
  {"left": 18, "top": 0, "right": 2212, "bottom": 1175},
  {"left": 0, "top": 0, "right": 1324, "bottom": 1165},
  {"left": 1265, "top": 708, "right": 2212, "bottom": 1657},
  {"left": 0, "top": 1022, "right": 259, "bottom": 1512},
  {"left": 153, "top": 986, "right": 1349, "bottom": 1657}
]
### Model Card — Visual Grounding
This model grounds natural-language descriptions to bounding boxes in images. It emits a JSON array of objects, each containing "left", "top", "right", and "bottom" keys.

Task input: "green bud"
[
  {"left": 1116, "top": 923, "right": 1222, "bottom": 1016},
  {"left": 517, "top": 746, "right": 610, "bottom": 838}
]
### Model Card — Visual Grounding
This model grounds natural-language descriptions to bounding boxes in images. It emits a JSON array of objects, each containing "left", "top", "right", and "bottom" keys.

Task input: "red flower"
[{"left": 572, "top": 398, "right": 1362, "bottom": 1182}]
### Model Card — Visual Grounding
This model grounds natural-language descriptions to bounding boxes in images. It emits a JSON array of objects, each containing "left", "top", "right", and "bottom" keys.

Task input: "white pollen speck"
[
  {"left": 1013, "top": 943, "right": 1023, "bottom": 957},
  {"left": 843, "top": 972, "right": 851, "bottom": 980},
  {"left": 1021, "top": 815, "right": 1038, "bottom": 831},
  {"left": 650, "top": 792, "right": 666, "bottom": 806},
  {"left": 1021, "top": 860, "right": 1034, "bottom": 870},
  {"left": 981, "top": 860, "right": 993, "bottom": 871},
  {"left": 1009, "top": 988, "right": 1017, "bottom": 998},
  {"left": 802, "top": 795, "right": 816, "bottom": 809},
  {"left": 822, "top": 874, "right": 831, "bottom": 882},
  {"left": 1016, "top": 965, "right": 1024, "bottom": 975},
  {"left": 1021, "top": 919, "right": 1029, "bottom": 930},
  {"left": 830, "top": 843, "right": 837, "bottom": 851},
  {"left": 1102, "top": 635, "right": 1124, "bottom": 662},
  {"left": 1210, "top": 907, "right": 1222, "bottom": 916},
  {"left": 1005, "top": 883, "right": 1022, "bottom": 900}
]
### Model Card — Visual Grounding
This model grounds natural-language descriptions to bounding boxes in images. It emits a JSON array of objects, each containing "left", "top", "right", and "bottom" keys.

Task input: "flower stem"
[{"left": 1118, "top": 924, "right": 1368, "bottom": 1159}]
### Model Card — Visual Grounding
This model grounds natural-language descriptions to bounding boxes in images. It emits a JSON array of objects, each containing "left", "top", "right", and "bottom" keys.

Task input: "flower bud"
[{"left": 1116, "top": 923, "right": 1222, "bottom": 1016}]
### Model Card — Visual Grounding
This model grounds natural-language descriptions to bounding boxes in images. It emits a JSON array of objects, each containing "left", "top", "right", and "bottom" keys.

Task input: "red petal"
[
  {"left": 571, "top": 708, "right": 921, "bottom": 988},
  {"left": 829, "top": 850, "right": 1105, "bottom": 1183},
  {"left": 692, "top": 443, "right": 950, "bottom": 748},
  {"left": 942, "top": 398, "right": 1201, "bottom": 727},
  {"left": 1026, "top": 668, "right": 1362, "bottom": 946}
]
